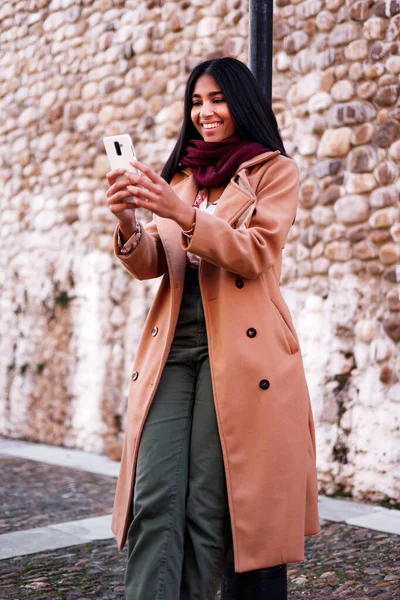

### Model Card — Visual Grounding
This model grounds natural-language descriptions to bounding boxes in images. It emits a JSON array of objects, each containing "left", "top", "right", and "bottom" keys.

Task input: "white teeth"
[{"left": 202, "top": 122, "right": 222, "bottom": 129}]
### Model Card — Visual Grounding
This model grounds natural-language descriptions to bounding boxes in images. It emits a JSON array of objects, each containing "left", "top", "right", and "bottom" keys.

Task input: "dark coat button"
[
  {"left": 132, "top": 371, "right": 139, "bottom": 381},
  {"left": 236, "top": 278, "right": 244, "bottom": 289},
  {"left": 259, "top": 379, "right": 270, "bottom": 390},
  {"left": 247, "top": 328, "right": 257, "bottom": 338},
  {"left": 151, "top": 326, "right": 158, "bottom": 337}
]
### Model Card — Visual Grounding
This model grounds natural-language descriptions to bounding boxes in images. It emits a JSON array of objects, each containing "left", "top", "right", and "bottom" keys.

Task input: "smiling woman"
[
  {"left": 105, "top": 57, "right": 320, "bottom": 600},
  {"left": 190, "top": 74, "right": 238, "bottom": 141}
]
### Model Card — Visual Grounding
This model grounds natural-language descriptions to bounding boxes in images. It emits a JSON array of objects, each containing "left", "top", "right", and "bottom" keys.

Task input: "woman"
[{"left": 106, "top": 57, "right": 320, "bottom": 600}]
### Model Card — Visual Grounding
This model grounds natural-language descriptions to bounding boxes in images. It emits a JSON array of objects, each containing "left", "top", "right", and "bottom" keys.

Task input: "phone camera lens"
[{"left": 114, "top": 141, "right": 122, "bottom": 156}]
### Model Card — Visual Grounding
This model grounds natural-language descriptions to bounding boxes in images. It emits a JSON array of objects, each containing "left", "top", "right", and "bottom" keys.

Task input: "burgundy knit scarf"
[{"left": 180, "top": 134, "right": 270, "bottom": 187}]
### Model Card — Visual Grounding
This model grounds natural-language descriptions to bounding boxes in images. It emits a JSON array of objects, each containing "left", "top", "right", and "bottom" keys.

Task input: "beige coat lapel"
[
  {"left": 213, "top": 179, "right": 254, "bottom": 225},
  {"left": 155, "top": 150, "right": 281, "bottom": 281},
  {"left": 213, "top": 150, "right": 281, "bottom": 225}
]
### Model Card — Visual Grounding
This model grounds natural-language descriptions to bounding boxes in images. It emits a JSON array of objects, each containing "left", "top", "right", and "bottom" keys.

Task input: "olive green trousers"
[{"left": 125, "top": 266, "right": 230, "bottom": 600}]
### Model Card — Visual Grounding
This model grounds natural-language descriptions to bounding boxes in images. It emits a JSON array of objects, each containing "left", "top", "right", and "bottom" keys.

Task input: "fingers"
[
  {"left": 106, "top": 168, "right": 126, "bottom": 186},
  {"left": 106, "top": 160, "right": 167, "bottom": 218},
  {"left": 131, "top": 197, "right": 153, "bottom": 211},
  {"left": 109, "top": 202, "right": 136, "bottom": 215},
  {"left": 107, "top": 189, "right": 137, "bottom": 206},
  {"left": 126, "top": 183, "right": 158, "bottom": 202},
  {"left": 106, "top": 176, "right": 132, "bottom": 198},
  {"left": 123, "top": 171, "right": 142, "bottom": 186},
  {"left": 125, "top": 171, "right": 162, "bottom": 197},
  {"left": 129, "top": 160, "right": 160, "bottom": 184}
]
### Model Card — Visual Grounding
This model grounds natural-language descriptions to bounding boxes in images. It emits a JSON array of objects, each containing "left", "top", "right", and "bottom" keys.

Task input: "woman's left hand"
[{"left": 124, "top": 160, "right": 195, "bottom": 231}]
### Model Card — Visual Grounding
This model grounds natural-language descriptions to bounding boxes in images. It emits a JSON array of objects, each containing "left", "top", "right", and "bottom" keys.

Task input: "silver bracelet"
[
  {"left": 182, "top": 222, "right": 196, "bottom": 236},
  {"left": 119, "top": 221, "right": 142, "bottom": 255}
]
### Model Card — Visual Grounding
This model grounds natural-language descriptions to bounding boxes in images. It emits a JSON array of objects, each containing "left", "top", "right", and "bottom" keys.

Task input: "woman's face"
[{"left": 190, "top": 73, "right": 237, "bottom": 142}]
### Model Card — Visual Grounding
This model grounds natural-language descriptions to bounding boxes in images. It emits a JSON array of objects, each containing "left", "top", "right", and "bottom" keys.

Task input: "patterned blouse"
[{"left": 117, "top": 188, "right": 218, "bottom": 269}]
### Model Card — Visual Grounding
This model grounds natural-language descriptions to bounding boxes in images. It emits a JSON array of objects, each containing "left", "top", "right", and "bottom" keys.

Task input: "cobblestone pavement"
[
  {"left": 1, "top": 455, "right": 399, "bottom": 599},
  {"left": 1, "top": 520, "right": 398, "bottom": 599},
  {"left": 0, "top": 457, "right": 116, "bottom": 534}
]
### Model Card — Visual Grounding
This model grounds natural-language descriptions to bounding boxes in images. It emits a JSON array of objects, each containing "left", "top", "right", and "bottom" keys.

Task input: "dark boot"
[{"left": 221, "top": 563, "right": 287, "bottom": 600}]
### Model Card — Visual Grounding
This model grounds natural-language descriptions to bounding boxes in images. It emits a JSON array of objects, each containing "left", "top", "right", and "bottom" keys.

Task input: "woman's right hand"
[{"left": 106, "top": 168, "right": 138, "bottom": 239}]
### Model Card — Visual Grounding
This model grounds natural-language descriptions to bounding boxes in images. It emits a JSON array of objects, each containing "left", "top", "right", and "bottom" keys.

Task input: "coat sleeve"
[
  {"left": 113, "top": 217, "right": 167, "bottom": 281},
  {"left": 181, "top": 156, "right": 299, "bottom": 279}
]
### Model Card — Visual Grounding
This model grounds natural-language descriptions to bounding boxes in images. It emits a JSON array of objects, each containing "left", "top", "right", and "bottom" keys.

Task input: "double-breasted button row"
[
  {"left": 132, "top": 371, "right": 139, "bottom": 381},
  {"left": 244, "top": 327, "right": 269, "bottom": 388},
  {"left": 151, "top": 326, "right": 158, "bottom": 337}
]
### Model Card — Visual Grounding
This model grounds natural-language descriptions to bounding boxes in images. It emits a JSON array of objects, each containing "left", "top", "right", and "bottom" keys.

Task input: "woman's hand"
[
  {"left": 106, "top": 168, "right": 139, "bottom": 239},
  {"left": 124, "top": 160, "right": 195, "bottom": 231},
  {"left": 106, "top": 168, "right": 139, "bottom": 222}
]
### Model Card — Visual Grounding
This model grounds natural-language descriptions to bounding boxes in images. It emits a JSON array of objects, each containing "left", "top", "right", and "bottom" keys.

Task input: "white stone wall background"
[
  {"left": 273, "top": 0, "right": 400, "bottom": 505},
  {"left": 0, "top": 0, "right": 399, "bottom": 504}
]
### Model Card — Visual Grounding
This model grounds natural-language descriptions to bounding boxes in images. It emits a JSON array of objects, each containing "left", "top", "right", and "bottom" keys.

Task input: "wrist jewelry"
[{"left": 182, "top": 222, "right": 196, "bottom": 236}]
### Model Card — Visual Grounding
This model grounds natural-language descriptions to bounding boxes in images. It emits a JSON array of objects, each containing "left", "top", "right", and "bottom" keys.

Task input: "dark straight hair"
[{"left": 160, "top": 57, "right": 287, "bottom": 183}]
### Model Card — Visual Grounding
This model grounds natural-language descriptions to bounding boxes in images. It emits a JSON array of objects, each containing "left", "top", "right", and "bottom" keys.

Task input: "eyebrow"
[{"left": 191, "top": 91, "right": 223, "bottom": 98}]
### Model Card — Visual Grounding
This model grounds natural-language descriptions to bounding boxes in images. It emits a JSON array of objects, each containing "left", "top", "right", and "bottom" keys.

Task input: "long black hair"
[{"left": 161, "top": 57, "right": 287, "bottom": 183}]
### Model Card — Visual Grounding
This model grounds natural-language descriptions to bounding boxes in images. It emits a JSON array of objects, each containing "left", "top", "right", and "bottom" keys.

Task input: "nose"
[{"left": 199, "top": 102, "right": 214, "bottom": 118}]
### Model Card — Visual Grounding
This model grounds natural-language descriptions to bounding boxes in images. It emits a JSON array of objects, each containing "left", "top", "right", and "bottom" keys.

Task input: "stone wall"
[
  {"left": 273, "top": 0, "right": 400, "bottom": 505},
  {"left": 0, "top": 0, "right": 398, "bottom": 504}
]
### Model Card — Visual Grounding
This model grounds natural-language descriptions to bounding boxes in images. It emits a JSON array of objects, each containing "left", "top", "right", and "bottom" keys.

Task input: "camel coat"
[{"left": 111, "top": 151, "right": 321, "bottom": 573}]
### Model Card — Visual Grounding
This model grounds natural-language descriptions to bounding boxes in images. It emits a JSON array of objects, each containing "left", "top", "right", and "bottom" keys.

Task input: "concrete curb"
[
  {"left": 0, "top": 437, "right": 120, "bottom": 477},
  {"left": 318, "top": 495, "right": 400, "bottom": 535},
  {"left": 0, "top": 515, "right": 114, "bottom": 561}
]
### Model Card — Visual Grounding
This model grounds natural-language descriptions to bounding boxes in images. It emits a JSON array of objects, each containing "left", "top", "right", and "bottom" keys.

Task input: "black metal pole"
[{"left": 249, "top": 0, "right": 273, "bottom": 104}]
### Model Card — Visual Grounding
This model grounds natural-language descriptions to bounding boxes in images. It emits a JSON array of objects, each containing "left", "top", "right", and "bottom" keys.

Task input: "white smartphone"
[{"left": 103, "top": 134, "right": 139, "bottom": 175}]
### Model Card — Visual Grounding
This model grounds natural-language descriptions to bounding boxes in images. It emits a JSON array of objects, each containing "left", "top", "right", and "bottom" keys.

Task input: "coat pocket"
[{"left": 269, "top": 299, "right": 300, "bottom": 355}]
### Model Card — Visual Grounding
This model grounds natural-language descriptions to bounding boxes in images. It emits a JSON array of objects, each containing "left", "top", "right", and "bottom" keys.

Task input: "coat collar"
[
  {"left": 235, "top": 150, "right": 280, "bottom": 172},
  {"left": 155, "top": 150, "right": 280, "bottom": 286},
  {"left": 174, "top": 150, "right": 280, "bottom": 224}
]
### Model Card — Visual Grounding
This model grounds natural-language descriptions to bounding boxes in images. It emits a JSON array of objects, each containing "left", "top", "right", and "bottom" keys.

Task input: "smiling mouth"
[{"left": 202, "top": 122, "right": 222, "bottom": 130}]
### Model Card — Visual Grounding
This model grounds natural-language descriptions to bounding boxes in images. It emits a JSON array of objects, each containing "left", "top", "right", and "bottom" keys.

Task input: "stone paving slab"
[
  {"left": 0, "top": 525, "right": 85, "bottom": 562},
  {"left": 318, "top": 495, "right": 386, "bottom": 521},
  {"left": 0, "top": 516, "right": 113, "bottom": 561},
  {"left": 0, "top": 438, "right": 120, "bottom": 477},
  {"left": 318, "top": 496, "right": 400, "bottom": 537},
  {"left": 0, "top": 456, "right": 116, "bottom": 534},
  {"left": 51, "top": 515, "right": 113, "bottom": 543},
  {"left": 347, "top": 509, "right": 400, "bottom": 536},
  {"left": 0, "top": 521, "right": 398, "bottom": 599}
]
